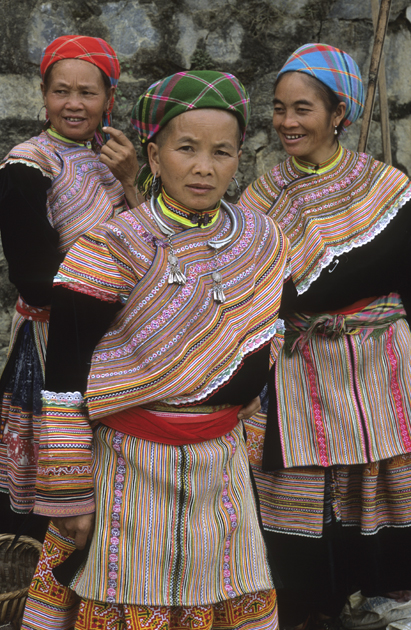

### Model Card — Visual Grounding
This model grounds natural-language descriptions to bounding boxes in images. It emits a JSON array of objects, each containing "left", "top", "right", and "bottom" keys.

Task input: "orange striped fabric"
[
  {"left": 54, "top": 202, "right": 288, "bottom": 417},
  {"left": 0, "top": 129, "right": 127, "bottom": 254},
  {"left": 35, "top": 392, "right": 95, "bottom": 517},
  {"left": 241, "top": 145, "right": 411, "bottom": 295},
  {"left": 245, "top": 412, "right": 411, "bottom": 537},
  {"left": 22, "top": 522, "right": 278, "bottom": 630}
]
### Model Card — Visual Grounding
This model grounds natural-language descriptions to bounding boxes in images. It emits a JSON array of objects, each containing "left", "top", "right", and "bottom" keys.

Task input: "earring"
[
  {"left": 37, "top": 105, "right": 46, "bottom": 122},
  {"left": 334, "top": 125, "right": 338, "bottom": 136},
  {"left": 224, "top": 177, "right": 242, "bottom": 204},
  {"left": 151, "top": 173, "right": 161, "bottom": 198}
]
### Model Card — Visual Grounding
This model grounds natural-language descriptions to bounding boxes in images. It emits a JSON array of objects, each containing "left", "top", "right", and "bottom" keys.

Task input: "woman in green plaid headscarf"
[
  {"left": 22, "top": 66, "right": 288, "bottom": 630},
  {"left": 131, "top": 70, "right": 250, "bottom": 196}
]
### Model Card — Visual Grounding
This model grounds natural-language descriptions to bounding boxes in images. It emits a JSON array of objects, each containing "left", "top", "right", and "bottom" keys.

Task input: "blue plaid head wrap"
[{"left": 277, "top": 43, "right": 364, "bottom": 127}]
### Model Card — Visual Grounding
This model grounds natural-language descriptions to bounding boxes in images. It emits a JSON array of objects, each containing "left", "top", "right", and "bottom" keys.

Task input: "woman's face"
[
  {"left": 147, "top": 109, "right": 241, "bottom": 212},
  {"left": 41, "top": 59, "right": 113, "bottom": 142},
  {"left": 273, "top": 72, "right": 345, "bottom": 165}
]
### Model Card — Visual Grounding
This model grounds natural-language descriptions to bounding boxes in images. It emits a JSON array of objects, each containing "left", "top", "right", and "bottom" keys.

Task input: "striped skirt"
[
  {"left": 0, "top": 315, "right": 47, "bottom": 513},
  {"left": 245, "top": 409, "right": 411, "bottom": 537},
  {"left": 277, "top": 317, "right": 411, "bottom": 468},
  {"left": 22, "top": 525, "right": 277, "bottom": 630},
  {"left": 22, "top": 420, "right": 276, "bottom": 629},
  {"left": 74, "top": 422, "right": 272, "bottom": 604}
]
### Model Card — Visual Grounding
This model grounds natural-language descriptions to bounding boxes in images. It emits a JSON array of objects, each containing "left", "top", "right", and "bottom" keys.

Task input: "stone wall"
[{"left": 1, "top": 0, "right": 411, "bottom": 369}]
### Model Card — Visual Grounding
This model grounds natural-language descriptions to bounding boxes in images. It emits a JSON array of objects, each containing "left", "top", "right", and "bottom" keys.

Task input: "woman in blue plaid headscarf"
[
  {"left": 276, "top": 42, "right": 364, "bottom": 129},
  {"left": 241, "top": 43, "right": 411, "bottom": 628}
]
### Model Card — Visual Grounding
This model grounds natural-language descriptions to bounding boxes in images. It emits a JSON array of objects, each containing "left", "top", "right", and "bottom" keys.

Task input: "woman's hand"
[
  {"left": 51, "top": 513, "right": 95, "bottom": 550},
  {"left": 100, "top": 126, "right": 143, "bottom": 207},
  {"left": 237, "top": 396, "right": 261, "bottom": 421}
]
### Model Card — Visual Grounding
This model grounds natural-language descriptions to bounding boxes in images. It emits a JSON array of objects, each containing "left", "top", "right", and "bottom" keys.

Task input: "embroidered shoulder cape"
[
  {"left": 54, "top": 201, "right": 288, "bottom": 417},
  {"left": 241, "top": 146, "right": 411, "bottom": 295},
  {"left": 0, "top": 130, "right": 126, "bottom": 253}
]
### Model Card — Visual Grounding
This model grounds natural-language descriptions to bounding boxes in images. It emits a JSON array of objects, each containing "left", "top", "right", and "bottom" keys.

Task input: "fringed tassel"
[
  {"left": 212, "top": 271, "right": 226, "bottom": 303},
  {"left": 168, "top": 254, "right": 186, "bottom": 285}
]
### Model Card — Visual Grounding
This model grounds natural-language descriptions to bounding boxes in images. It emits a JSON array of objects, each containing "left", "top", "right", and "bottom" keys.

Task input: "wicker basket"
[{"left": 0, "top": 534, "right": 42, "bottom": 629}]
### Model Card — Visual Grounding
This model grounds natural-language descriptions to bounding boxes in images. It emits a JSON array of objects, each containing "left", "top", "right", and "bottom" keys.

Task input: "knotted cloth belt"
[{"left": 284, "top": 292, "right": 406, "bottom": 355}]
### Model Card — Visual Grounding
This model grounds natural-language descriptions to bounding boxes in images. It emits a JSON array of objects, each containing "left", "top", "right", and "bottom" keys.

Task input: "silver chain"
[{"left": 149, "top": 196, "right": 237, "bottom": 302}]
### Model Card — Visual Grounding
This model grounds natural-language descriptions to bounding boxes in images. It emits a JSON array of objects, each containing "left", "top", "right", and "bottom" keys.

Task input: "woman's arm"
[
  {"left": 35, "top": 286, "right": 122, "bottom": 546},
  {"left": 0, "top": 164, "right": 62, "bottom": 306}
]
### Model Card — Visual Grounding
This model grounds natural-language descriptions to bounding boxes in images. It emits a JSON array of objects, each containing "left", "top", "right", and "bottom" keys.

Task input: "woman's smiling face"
[
  {"left": 273, "top": 72, "right": 345, "bottom": 165},
  {"left": 147, "top": 108, "right": 242, "bottom": 212},
  {"left": 41, "top": 58, "right": 113, "bottom": 142}
]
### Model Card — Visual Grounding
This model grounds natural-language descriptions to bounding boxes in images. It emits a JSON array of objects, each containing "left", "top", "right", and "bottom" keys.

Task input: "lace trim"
[
  {"left": 0, "top": 158, "right": 53, "bottom": 179},
  {"left": 42, "top": 390, "right": 85, "bottom": 407},
  {"left": 284, "top": 258, "right": 292, "bottom": 281},
  {"left": 296, "top": 185, "right": 411, "bottom": 295},
  {"left": 275, "top": 318, "right": 285, "bottom": 334},
  {"left": 163, "top": 319, "right": 281, "bottom": 406},
  {"left": 54, "top": 277, "right": 124, "bottom": 304}
]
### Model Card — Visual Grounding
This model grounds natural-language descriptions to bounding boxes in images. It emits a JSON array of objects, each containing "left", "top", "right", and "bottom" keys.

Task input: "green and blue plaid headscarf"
[
  {"left": 277, "top": 43, "right": 364, "bottom": 128},
  {"left": 131, "top": 70, "right": 251, "bottom": 196}
]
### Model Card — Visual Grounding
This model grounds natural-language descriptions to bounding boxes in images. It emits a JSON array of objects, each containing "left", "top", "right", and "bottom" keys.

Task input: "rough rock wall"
[{"left": 1, "top": 0, "right": 411, "bottom": 369}]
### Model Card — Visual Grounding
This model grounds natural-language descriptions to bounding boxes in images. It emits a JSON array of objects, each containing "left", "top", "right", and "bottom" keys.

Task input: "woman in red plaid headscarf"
[
  {"left": 0, "top": 35, "right": 138, "bottom": 538},
  {"left": 40, "top": 34, "right": 120, "bottom": 131}
]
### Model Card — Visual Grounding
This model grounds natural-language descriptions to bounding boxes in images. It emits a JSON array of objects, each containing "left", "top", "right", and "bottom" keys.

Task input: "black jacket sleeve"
[
  {"left": 0, "top": 163, "right": 62, "bottom": 306},
  {"left": 44, "top": 286, "right": 123, "bottom": 395},
  {"left": 280, "top": 199, "right": 411, "bottom": 326}
]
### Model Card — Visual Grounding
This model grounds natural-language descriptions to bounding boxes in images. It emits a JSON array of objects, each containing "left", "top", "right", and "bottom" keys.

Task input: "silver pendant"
[
  {"left": 212, "top": 271, "right": 226, "bottom": 303},
  {"left": 168, "top": 253, "right": 186, "bottom": 285}
]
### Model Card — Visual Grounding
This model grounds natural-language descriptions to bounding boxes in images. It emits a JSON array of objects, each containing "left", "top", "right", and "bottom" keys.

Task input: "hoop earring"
[
  {"left": 37, "top": 105, "right": 46, "bottom": 122},
  {"left": 224, "top": 177, "right": 242, "bottom": 204},
  {"left": 151, "top": 173, "right": 161, "bottom": 198}
]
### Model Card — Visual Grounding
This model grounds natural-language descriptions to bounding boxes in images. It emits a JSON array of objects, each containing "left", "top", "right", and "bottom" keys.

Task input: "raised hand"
[{"left": 100, "top": 126, "right": 143, "bottom": 207}]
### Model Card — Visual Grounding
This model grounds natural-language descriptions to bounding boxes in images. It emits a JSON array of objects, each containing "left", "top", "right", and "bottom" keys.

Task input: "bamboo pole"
[
  {"left": 357, "top": 0, "right": 392, "bottom": 153},
  {"left": 371, "top": 0, "right": 392, "bottom": 163}
]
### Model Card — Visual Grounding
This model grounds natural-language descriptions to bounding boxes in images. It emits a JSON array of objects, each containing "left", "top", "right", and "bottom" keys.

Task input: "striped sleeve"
[
  {"left": 54, "top": 226, "right": 136, "bottom": 303},
  {"left": 1, "top": 139, "right": 58, "bottom": 180},
  {"left": 34, "top": 391, "right": 95, "bottom": 517}
]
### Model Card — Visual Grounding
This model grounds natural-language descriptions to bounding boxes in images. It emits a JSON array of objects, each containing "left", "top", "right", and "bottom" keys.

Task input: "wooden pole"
[
  {"left": 371, "top": 0, "right": 392, "bottom": 163},
  {"left": 357, "top": 0, "right": 392, "bottom": 153}
]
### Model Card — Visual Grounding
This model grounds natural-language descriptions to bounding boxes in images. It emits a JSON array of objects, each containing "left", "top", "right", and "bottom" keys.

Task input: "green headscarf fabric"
[{"left": 131, "top": 70, "right": 251, "bottom": 196}]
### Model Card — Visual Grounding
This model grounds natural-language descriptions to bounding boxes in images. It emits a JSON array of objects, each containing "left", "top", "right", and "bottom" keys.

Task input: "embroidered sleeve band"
[{"left": 34, "top": 391, "right": 95, "bottom": 517}]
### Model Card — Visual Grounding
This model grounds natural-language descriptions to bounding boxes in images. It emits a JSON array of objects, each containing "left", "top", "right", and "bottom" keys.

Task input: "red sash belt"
[
  {"left": 100, "top": 405, "right": 242, "bottom": 445},
  {"left": 16, "top": 296, "right": 51, "bottom": 322}
]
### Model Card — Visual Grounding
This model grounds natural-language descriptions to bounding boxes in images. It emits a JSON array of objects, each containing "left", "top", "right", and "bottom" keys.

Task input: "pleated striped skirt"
[
  {"left": 72, "top": 422, "right": 272, "bottom": 605},
  {"left": 22, "top": 523, "right": 277, "bottom": 630}
]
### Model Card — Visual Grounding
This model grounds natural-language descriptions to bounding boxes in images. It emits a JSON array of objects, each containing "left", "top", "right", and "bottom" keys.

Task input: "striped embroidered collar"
[
  {"left": 46, "top": 127, "right": 94, "bottom": 149},
  {"left": 248, "top": 147, "right": 411, "bottom": 295},
  {"left": 157, "top": 187, "right": 220, "bottom": 229},
  {"left": 291, "top": 144, "right": 343, "bottom": 176}
]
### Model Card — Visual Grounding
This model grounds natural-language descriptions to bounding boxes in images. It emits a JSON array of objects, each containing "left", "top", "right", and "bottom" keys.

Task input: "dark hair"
[
  {"left": 274, "top": 71, "right": 345, "bottom": 136},
  {"left": 42, "top": 60, "right": 112, "bottom": 99}
]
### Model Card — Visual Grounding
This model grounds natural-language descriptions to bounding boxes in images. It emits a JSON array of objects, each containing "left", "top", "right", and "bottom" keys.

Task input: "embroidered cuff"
[{"left": 34, "top": 391, "right": 96, "bottom": 517}]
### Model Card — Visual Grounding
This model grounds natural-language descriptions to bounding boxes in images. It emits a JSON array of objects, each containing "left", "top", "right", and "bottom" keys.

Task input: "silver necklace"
[{"left": 149, "top": 196, "right": 238, "bottom": 303}]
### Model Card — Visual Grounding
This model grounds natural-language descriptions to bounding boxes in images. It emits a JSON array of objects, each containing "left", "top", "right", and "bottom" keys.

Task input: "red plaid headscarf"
[{"left": 40, "top": 35, "right": 120, "bottom": 127}]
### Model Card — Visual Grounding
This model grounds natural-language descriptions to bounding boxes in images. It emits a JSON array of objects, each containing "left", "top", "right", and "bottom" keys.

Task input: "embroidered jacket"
[
  {"left": 35, "top": 201, "right": 288, "bottom": 516},
  {"left": 241, "top": 146, "right": 411, "bottom": 470}
]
